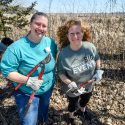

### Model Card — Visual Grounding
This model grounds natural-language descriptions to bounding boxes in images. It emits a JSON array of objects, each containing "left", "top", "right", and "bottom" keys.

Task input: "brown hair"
[
  {"left": 57, "top": 20, "right": 91, "bottom": 48},
  {"left": 27, "top": 12, "right": 48, "bottom": 36},
  {"left": 30, "top": 12, "right": 48, "bottom": 23}
]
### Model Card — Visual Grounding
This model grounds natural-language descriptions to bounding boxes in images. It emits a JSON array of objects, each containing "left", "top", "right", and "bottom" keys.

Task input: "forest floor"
[{"left": 0, "top": 77, "right": 125, "bottom": 125}]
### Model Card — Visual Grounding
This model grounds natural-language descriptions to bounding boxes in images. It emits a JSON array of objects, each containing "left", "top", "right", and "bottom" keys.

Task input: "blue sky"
[{"left": 13, "top": 0, "right": 125, "bottom": 13}]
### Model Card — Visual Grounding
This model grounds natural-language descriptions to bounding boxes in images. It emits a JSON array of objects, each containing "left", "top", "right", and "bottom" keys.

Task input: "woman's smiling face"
[
  {"left": 67, "top": 25, "right": 83, "bottom": 46},
  {"left": 30, "top": 15, "right": 48, "bottom": 39}
]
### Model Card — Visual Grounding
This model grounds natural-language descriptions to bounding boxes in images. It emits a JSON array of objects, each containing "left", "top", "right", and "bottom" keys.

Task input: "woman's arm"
[
  {"left": 59, "top": 74, "right": 72, "bottom": 84},
  {"left": 96, "top": 59, "right": 101, "bottom": 69},
  {"left": 7, "top": 72, "right": 28, "bottom": 83}
]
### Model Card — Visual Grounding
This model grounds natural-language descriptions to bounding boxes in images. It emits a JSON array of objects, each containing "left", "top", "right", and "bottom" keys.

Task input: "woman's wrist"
[
  {"left": 59, "top": 74, "right": 72, "bottom": 84},
  {"left": 96, "top": 67, "right": 100, "bottom": 70},
  {"left": 65, "top": 79, "right": 72, "bottom": 84}
]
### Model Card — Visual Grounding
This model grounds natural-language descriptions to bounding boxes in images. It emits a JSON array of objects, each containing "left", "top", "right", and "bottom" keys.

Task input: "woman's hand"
[
  {"left": 68, "top": 81, "right": 78, "bottom": 90},
  {"left": 92, "top": 69, "right": 104, "bottom": 82},
  {"left": 26, "top": 77, "right": 43, "bottom": 91}
]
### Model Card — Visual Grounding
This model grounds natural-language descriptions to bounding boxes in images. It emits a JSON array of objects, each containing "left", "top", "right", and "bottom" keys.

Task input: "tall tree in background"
[{"left": 0, "top": 0, "right": 36, "bottom": 37}]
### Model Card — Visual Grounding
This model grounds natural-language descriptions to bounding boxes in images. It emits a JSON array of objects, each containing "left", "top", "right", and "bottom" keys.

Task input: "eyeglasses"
[{"left": 68, "top": 32, "right": 83, "bottom": 37}]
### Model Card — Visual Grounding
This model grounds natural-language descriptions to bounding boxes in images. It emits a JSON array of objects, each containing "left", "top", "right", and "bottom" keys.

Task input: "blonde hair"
[{"left": 57, "top": 20, "right": 91, "bottom": 48}]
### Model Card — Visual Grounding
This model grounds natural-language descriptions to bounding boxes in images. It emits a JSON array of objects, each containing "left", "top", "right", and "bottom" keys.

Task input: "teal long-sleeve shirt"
[{"left": 0, "top": 36, "right": 58, "bottom": 95}]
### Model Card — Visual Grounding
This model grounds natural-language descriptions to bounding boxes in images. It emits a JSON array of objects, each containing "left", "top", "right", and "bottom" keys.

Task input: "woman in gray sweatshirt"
[{"left": 57, "top": 20, "right": 103, "bottom": 124}]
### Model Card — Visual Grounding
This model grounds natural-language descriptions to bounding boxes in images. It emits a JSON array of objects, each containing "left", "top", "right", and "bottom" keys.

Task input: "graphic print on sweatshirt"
[{"left": 71, "top": 55, "right": 95, "bottom": 74}]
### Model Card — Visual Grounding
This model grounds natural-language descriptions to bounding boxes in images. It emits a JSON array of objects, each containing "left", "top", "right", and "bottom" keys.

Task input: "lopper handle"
[
  {"left": 80, "top": 79, "right": 95, "bottom": 87},
  {"left": 15, "top": 65, "right": 39, "bottom": 90}
]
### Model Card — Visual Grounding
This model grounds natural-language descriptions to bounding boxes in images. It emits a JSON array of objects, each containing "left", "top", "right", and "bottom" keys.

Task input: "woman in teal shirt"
[{"left": 1, "top": 12, "right": 58, "bottom": 125}]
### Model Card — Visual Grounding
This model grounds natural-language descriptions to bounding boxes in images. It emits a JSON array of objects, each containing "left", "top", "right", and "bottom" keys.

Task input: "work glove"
[
  {"left": 92, "top": 69, "right": 104, "bottom": 84},
  {"left": 26, "top": 77, "right": 43, "bottom": 91},
  {"left": 68, "top": 81, "right": 78, "bottom": 90}
]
